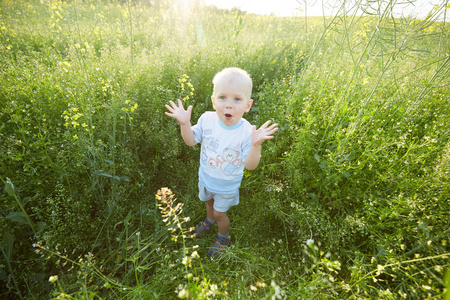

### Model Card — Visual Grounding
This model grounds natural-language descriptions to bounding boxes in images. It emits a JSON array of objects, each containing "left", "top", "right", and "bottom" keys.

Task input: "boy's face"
[{"left": 212, "top": 76, "right": 253, "bottom": 126}]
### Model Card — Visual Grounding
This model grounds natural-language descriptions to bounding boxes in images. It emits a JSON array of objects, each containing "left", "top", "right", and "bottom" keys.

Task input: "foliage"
[{"left": 0, "top": 0, "right": 449, "bottom": 299}]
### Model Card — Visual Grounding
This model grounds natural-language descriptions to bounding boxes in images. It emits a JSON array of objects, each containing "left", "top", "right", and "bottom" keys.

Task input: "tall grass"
[{"left": 1, "top": 0, "right": 449, "bottom": 298}]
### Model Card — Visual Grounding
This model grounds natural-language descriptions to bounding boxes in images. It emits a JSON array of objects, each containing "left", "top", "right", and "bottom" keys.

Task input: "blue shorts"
[{"left": 198, "top": 181, "right": 239, "bottom": 212}]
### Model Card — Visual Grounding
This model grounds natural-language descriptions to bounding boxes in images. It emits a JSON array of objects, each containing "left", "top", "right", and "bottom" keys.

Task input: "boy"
[{"left": 165, "top": 67, "right": 278, "bottom": 258}]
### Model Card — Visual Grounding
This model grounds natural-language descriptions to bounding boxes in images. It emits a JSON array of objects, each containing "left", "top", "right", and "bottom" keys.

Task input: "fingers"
[
  {"left": 258, "top": 120, "right": 278, "bottom": 134},
  {"left": 165, "top": 104, "right": 174, "bottom": 113},
  {"left": 165, "top": 99, "right": 190, "bottom": 113},
  {"left": 166, "top": 99, "right": 184, "bottom": 110}
]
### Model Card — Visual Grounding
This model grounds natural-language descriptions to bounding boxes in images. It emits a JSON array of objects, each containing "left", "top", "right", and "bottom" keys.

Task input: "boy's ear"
[
  {"left": 211, "top": 96, "right": 216, "bottom": 109},
  {"left": 245, "top": 99, "right": 253, "bottom": 112}
]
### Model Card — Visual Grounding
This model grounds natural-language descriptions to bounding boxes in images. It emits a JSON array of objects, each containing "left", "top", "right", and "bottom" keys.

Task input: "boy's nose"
[{"left": 225, "top": 100, "right": 233, "bottom": 108}]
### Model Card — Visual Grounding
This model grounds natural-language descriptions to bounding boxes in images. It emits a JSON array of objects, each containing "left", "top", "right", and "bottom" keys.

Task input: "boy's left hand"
[{"left": 251, "top": 120, "right": 278, "bottom": 146}]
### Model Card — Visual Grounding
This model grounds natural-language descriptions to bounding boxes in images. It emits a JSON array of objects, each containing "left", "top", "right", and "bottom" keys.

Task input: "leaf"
[
  {"left": 93, "top": 240, "right": 102, "bottom": 248},
  {"left": 97, "top": 173, "right": 130, "bottom": 181},
  {"left": 22, "top": 197, "right": 31, "bottom": 205},
  {"left": 119, "top": 176, "right": 130, "bottom": 182},
  {"left": 340, "top": 102, "right": 349, "bottom": 114},
  {"left": 37, "top": 222, "right": 46, "bottom": 234},
  {"left": 1, "top": 231, "right": 14, "bottom": 262},
  {"left": 97, "top": 172, "right": 113, "bottom": 178},
  {"left": 314, "top": 154, "right": 321, "bottom": 162},
  {"left": 6, "top": 212, "right": 28, "bottom": 225},
  {"left": 4, "top": 178, "right": 16, "bottom": 197},
  {"left": 124, "top": 211, "right": 132, "bottom": 226}
]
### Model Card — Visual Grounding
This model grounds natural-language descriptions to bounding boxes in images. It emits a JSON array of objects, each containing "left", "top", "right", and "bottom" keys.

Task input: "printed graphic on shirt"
[{"left": 206, "top": 148, "right": 242, "bottom": 174}]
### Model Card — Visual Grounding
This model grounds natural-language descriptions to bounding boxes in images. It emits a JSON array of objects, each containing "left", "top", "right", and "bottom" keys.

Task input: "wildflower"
[
  {"left": 73, "top": 134, "right": 78, "bottom": 139},
  {"left": 49, "top": 275, "right": 58, "bottom": 283},
  {"left": 178, "top": 288, "right": 189, "bottom": 298},
  {"left": 271, "top": 280, "right": 285, "bottom": 299}
]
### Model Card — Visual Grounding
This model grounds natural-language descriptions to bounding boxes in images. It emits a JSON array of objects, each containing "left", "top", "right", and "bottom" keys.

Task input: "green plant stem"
[
  {"left": 0, "top": 246, "right": 23, "bottom": 300},
  {"left": 2, "top": 178, "right": 37, "bottom": 235}
]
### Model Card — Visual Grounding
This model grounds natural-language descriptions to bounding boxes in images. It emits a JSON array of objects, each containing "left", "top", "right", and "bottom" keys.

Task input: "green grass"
[{"left": 1, "top": 0, "right": 449, "bottom": 299}]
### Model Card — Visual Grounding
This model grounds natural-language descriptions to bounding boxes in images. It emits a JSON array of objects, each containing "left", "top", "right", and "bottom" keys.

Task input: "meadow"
[{"left": 0, "top": 0, "right": 449, "bottom": 298}]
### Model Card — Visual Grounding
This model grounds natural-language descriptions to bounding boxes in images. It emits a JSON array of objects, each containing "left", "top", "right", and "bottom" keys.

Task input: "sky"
[{"left": 202, "top": 0, "right": 449, "bottom": 20}]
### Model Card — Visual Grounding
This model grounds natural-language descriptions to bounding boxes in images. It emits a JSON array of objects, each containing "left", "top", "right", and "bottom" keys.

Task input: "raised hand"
[
  {"left": 165, "top": 99, "right": 193, "bottom": 125},
  {"left": 251, "top": 120, "right": 278, "bottom": 146}
]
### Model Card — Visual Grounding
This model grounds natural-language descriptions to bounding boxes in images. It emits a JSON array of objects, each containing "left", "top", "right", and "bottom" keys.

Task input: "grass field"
[{"left": 1, "top": 0, "right": 449, "bottom": 299}]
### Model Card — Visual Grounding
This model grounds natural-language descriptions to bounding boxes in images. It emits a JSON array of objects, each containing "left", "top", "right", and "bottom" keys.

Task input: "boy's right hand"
[{"left": 165, "top": 99, "right": 193, "bottom": 125}]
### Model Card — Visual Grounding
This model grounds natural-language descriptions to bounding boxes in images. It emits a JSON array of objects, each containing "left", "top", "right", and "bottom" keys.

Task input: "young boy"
[{"left": 165, "top": 67, "right": 278, "bottom": 258}]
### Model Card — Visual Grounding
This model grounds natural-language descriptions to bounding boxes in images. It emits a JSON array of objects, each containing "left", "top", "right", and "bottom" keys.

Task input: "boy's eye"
[
  {"left": 219, "top": 96, "right": 226, "bottom": 100},
  {"left": 235, "top": 98, "right": 241, "bottom": 101}
]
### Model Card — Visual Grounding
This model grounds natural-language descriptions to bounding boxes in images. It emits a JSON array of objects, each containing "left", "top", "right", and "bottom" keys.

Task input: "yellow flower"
[
  {"left": 73, "top": 134, "right": 78, "bottom": 139},
  {"left": 72, "top": 113, "right": 82, "bottom": 120}
]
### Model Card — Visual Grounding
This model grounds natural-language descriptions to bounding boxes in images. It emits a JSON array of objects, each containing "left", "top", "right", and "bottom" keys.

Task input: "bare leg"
[
  {"left": 206, "top": 198, "right": 215, "bottom": 220},
  {"left": 213, "top": 210, "right": 230, "bottom": 236}
]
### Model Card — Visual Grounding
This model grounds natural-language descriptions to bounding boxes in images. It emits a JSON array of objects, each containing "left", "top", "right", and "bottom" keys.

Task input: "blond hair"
[{"left": 212, "top": 67, "right": 252, "bottom": 100}]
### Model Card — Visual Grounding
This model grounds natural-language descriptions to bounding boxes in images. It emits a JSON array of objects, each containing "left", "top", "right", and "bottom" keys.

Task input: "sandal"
[
  {"left": 193, "top": 219, "right": 214, "bottom": 237},
  {"left": 207, "top": 235, "right": 231, "bottom": 258}
]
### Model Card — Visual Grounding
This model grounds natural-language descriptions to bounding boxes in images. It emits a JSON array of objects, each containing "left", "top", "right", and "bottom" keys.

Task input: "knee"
[
  {"left": 213, "top": 210, "right": 227, "bottom": 220},
  {"left": 206, "top": 198, "right": 214, "bottom": 207}
]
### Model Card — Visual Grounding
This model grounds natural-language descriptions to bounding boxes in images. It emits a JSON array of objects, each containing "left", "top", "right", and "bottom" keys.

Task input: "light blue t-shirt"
[{"left": 192, "top": 112, "right": 253, "bottom": 194}]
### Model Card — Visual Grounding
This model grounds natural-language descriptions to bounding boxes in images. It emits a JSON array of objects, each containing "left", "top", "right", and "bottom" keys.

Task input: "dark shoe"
[
  {"left": 193, "top": 219, "right": 213, "bottom": 237},
  {"left": 207, "top": 235, "right": 230, "bottom": 258}
]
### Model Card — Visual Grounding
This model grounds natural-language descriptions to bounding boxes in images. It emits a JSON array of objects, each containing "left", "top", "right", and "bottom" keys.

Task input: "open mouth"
[{"left": 225, "top": 113, "right": 233, "bottom": 120}]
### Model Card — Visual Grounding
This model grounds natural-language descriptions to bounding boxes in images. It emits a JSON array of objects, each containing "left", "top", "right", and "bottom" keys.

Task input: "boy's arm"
[
  {"left": 165, "top": 99, "right": 198, "bottom": 146},
  {"left": 179, "top": 122, "right": 197, "bottom": 147},
  {"left": 245, "top": 120, "right": 278, "bottom": 170}
]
